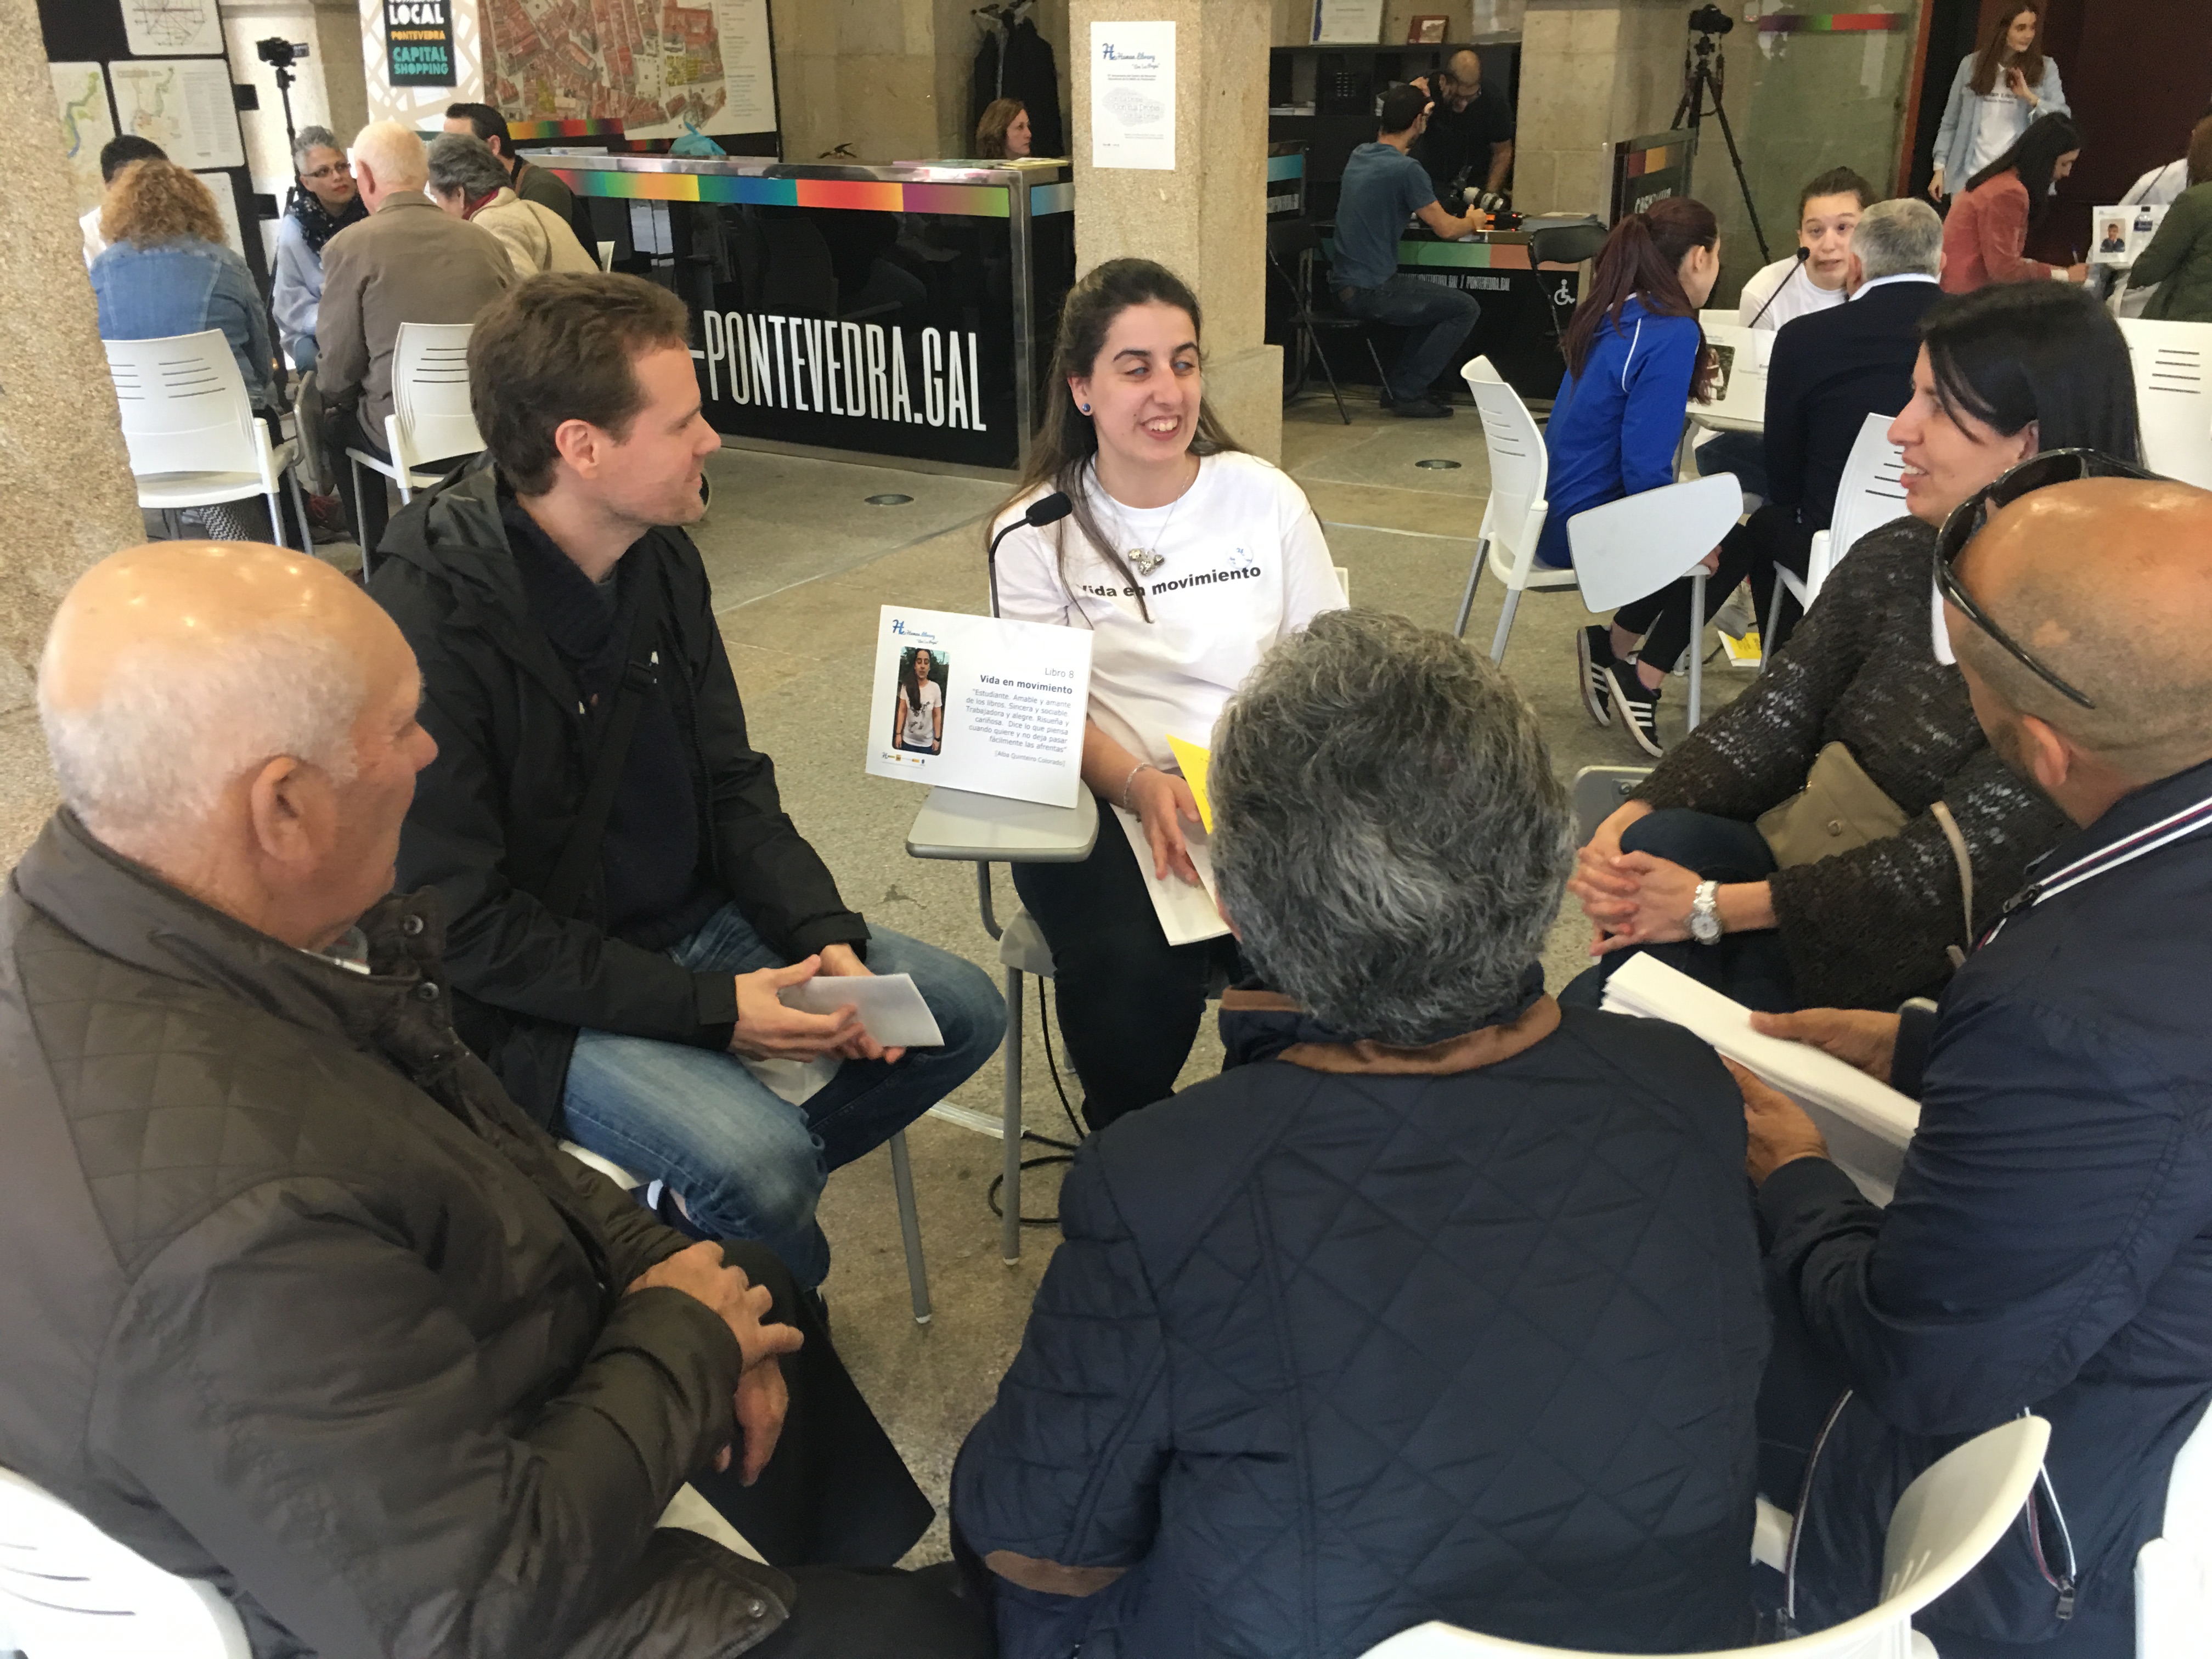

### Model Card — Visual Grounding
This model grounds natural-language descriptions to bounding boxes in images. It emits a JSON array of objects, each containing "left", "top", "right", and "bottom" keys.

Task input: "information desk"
[{"left": 541, "top": 154, "right": 1077, "bottom": 471}]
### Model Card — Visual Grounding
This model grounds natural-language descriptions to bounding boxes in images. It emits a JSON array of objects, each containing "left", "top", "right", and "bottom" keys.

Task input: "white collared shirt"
[{"left": 1850, "top": 273, "right": 1942, "bottom": 301}]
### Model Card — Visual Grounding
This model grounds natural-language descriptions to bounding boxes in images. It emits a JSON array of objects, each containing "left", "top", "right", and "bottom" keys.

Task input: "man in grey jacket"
[{"left": 0, "top": 540, "right": 986, "bottom": 1657}]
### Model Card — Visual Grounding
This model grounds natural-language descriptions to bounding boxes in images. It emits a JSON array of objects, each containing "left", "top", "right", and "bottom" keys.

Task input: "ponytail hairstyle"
[
  {"left": 1963, "top": 112, "right": 2083, "bottom": 219},
  {"left": 1970, "top": 4, "right": 2045, "bottom": 98},
  {"left": 990, "top": 257, "right": 1244, "bottom": 622},
  {"left": 1561, "top": 197, "right": 1720, "bottom": 402}
]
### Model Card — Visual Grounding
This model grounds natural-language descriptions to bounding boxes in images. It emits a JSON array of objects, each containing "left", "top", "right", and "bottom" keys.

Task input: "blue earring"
[{"left": 1079, "top": 403, "right": 1091, "bottom": 414}]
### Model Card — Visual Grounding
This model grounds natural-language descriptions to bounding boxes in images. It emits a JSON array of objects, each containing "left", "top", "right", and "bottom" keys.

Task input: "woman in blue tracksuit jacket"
[
  {"left": 1928, "top": 5, "right": 2069, "bottom": 205},
  {"left": 1541, "top": 195, "right": 1722, "bottom": 757}
]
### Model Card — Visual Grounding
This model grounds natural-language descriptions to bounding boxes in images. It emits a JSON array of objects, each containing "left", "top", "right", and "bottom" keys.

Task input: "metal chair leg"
[
  {"left": 286, "top": 469, "right": 312, "bottom": 558},
  {"left": 1489, "top": 584, "right": 1524, "bottom": 663},
  {"left": 348, "top": 455, "right": 370, "bottom": 561},
  {"left": 888, "top": 1130, "right": 930, "bottom": 1325},
  {"left": 1301, "top": 318, "right": 1350, "bottom": 426},
  {"left": 1688, "top": 571, "right": 1707, "bottom": 731},
  {"left": 1454, "top": 537, "right": 1488, "bottom": 638},
  {"left": 1364, "top": 334, "right": 1392, "bottom": 400},
  {"left": 1001, "top": 967, "right": 1024, "bottom": 1265},
  {"left": 266, "top": 488, "right": 287, "bottom": 550}
]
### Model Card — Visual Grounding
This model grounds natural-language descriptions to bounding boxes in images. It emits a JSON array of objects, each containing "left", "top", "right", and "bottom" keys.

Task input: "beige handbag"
[{"left": 1756, "top": 741, "right": 1978, "bottom": 961}]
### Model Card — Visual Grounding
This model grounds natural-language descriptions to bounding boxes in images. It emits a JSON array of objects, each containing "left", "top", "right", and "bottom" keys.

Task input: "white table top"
[{"left": 905, "top": 785, "right": 1099, "bottom": 864}]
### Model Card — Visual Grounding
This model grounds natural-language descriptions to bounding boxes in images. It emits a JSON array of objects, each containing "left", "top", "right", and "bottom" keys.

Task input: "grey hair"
[
  {"left": 1210, "top": 610, "right": 1573, "bottom": 1046},
  {"left": 37, "top": 626, "right": 366, "bottom": 849},
  {"left": 425, "top": 132, "right": 511, "bottom": 202},
  {"left": 1853, "top": 197, "right": 1943, "bottom": 282},
  {"left": 291, "top": 124, "right": 340, "bottom": 172}
]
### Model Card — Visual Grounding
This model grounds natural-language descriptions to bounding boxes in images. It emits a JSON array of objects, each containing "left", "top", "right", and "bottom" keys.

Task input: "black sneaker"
[
  {"left": 1604, "top": 660, "right": 1666, "bottom": 758},
  {"left": 1577, "top": 625, "right": 1613, "bottom": 727},
  {"left": 1391, "top": 396, "right": 1452, "bottom": 419}
]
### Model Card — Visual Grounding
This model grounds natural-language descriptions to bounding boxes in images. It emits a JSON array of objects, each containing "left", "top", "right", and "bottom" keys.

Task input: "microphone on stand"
[
  {"left": 989, "top": 490, "right": 1073, "bottom": 618},
  {"left": 1745, "top": 247, "right": 1810, "bottom": 329}
]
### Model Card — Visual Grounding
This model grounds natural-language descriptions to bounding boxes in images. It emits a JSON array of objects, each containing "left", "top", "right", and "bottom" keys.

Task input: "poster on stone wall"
[
  {"left": 1090, "top": 20, "right": 1175, "bottom": 171},
  {"left": 52, "top": 62, "right": 118, "bottom": 218},
  {"left": 386, "top": 0, "right": 459, "bottom": 87},
  {"left": 111, "top": 58, "right": 245, "bottom": 171},
  {"left": 481, "top": 0, "right": 777, "bottom": 140}
]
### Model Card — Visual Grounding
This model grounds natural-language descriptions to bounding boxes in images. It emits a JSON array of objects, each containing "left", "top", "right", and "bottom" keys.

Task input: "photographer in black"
[{"left": 1409, "top": 48, "right": 1516, "bottom": 203}]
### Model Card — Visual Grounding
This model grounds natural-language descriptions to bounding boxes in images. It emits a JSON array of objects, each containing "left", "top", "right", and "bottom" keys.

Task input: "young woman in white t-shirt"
[
  {"left": 894, "top": 646, "right": 944, "bottom": 753},
  {"left": 990, "top": 257, "right": 1345, "bottom": 1130}
]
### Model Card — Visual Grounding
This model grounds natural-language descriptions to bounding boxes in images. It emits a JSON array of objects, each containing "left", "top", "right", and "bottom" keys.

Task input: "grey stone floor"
[{"left": 1, "top": 386, "right": 1748, "bottom": 1566}]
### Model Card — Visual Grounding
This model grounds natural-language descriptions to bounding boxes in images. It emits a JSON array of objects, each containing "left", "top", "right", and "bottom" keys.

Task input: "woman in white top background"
[
  {"left": 1928, "top": 4, "right": 2069, "bottom": 206},
  {"left": 1734, "top": 167, "right": 1873, "bottom": 332},
  {"left": 990, "top": 257, "right": 1344, "bottom": 1131},
  {"left": 895, "top": 646, "right": 945, "bottom": 753}
]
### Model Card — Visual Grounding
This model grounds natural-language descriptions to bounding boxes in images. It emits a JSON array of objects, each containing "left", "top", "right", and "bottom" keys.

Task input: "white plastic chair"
[
  {"left": 2137, "top": 1397, "right": 2212, "bottom": 1657},
  {"left": 2117, "top": 317, "right": 2212, "bottom": 489},
  {"left": 1567, "top": 472, "right": 1744, "bottom": 731},
  {"left": 1358, "top": 1415, "right": 2051, "bottom": 1659},
  {"left": 345, "top": 321, "right": 483, "bottom": 567},
  {"left": 1455, "top": 356, "right": 1568, "bottom": 661},
  {"left": 103, "top": 331, "right": 309, "bottom": 550},
  {"left": 904, "top": 787, "right": 1100, "bottom": 1265},
  {"left": 1765, "top": 413, "right": 1908, "bottom": 656},
  {"left": 0, "top": 1465, "right": 248, "bottom": 1659}
]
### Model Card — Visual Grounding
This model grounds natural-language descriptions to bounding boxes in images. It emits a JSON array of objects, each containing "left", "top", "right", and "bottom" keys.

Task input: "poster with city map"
[
  {"left": 122, "top": 0, "right": 227, "bottom": 57},
  {"left": 52, "top": 62, "right": 119, "bottom": 219},
  {"left": 481, "top": 0, "right": 774, "bottom": 140}
]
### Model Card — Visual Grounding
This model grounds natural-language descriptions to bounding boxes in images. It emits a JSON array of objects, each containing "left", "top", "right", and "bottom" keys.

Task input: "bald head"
[
  {"left": 350, "top": 120, "right": 427, "bottom": 205},
  {"left": 1951, "top": 478, "right": 2212, "bottom": 783}
]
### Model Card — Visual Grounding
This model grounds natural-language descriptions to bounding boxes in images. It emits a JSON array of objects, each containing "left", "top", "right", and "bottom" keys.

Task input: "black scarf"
[{"left": 286, "top": 188, "right": 366, "bottom": 255}]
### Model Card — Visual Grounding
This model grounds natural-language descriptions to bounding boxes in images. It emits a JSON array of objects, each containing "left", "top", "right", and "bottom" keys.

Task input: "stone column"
[
  {"left": 1069, "top": 0, "right": 1282, "bottom": 462},
  {"left": 1514, "top": 0, "right": 1685, "bottom": 221},
  {"left": 2, "top": 0, "right": 144, "bottom": 718}
]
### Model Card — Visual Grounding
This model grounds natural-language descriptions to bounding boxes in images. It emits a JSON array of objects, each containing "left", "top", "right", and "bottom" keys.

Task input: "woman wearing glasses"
[
  {"left": 271, "top": 126, "right": 365, "bottom": 373},
  {"left": 1565, "top": 283, "right": 2136, "bottom": 1013}
]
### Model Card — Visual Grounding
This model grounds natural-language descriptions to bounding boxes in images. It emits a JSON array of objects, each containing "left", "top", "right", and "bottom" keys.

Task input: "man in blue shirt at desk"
[{"left": 1331, "top": 83, "right": 1494, "bottom": 419}]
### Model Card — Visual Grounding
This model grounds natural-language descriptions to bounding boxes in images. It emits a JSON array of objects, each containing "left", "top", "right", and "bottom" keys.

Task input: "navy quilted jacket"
[{"left": 955, "top": 988, "right": 1769, "bottom": 1658}]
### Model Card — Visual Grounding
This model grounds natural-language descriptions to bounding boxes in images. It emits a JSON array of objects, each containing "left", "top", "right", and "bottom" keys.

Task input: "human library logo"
[
  {"left": 889, "top": 619, "right": 943, "bottom": 645},
  {"left": 1100, "top": 44, "right": 1158, "bottom": 65},
  {"left": 696, "top": 314, "right": 990, "bottom": 432}
]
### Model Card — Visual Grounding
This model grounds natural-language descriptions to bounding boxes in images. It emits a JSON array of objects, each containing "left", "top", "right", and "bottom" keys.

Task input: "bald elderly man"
[
  {"left": 318, "top": 120, "right": 512, "bottom": 551},
  {"left": 1736, "top": 470, "right": 2212, "bottom": 1657},
  {"left": 0, "top": 543, "right": 988, "bottom": 1658}
]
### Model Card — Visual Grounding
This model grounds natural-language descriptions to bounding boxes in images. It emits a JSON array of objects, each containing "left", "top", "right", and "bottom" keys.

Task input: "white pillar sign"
[
  {"left": 1090, "top": 20, "right": 1176, "bottom": 171},
  {"left": 866, "top": 607, "right": 1094, "bottom": 808}
]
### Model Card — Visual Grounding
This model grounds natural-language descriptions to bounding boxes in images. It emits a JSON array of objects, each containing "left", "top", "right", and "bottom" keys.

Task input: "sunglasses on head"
[{"left": 1932, "top": 448, "right": 2160, "bottom": 710}]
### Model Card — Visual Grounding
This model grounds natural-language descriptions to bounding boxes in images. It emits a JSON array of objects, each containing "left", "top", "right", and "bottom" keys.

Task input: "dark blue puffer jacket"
[{"left": 954, "top": 984, "right": 1769, "bottom": 1658}]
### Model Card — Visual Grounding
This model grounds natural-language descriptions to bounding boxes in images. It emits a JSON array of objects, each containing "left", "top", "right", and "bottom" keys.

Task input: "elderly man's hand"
[
  {"left": 1750, "top": 1008, "right": 1900, "bottom": 1085},
  {"left": 628, "top": 1242, "right": 806, "bottom": 1372},
  {"left": 716, "top": 1359, "right": 790, "bottom": 1484},
  {"left": 1725, "top": 1059, "right": 1830, "bottom": 1186}
]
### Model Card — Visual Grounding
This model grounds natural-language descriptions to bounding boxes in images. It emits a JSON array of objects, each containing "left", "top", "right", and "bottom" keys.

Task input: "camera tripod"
[{"left": 1673, "top": 27, "right": 1771, "bottom": 267}]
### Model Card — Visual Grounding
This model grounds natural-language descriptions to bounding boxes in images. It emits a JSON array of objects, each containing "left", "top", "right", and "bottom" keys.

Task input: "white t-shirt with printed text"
[
  {"left": 899, "top": 677, "right": 942, "bottom": 747},
  {"left": 1736, "top": 256, "right": 1850, "bottom": 331},
  {"left": 991, "top": 450, "right": 1345, "bottom": 771}
]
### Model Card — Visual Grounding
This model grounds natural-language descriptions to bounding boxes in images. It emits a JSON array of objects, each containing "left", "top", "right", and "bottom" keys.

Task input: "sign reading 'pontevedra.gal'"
[{"left": 386, "top": 0, "right": 456, "bottom": 88}]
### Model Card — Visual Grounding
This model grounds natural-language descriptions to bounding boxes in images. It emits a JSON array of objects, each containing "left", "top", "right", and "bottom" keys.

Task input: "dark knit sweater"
[{"left": 1633, "top": 516, "right": 2070, "bottom": 1008}]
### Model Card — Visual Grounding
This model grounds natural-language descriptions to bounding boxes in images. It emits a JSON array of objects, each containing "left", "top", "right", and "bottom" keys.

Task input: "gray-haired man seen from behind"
[
  {"left": 954, "top": 610, "right": 1769, "bottom": 1658},
  {"left": 1716, "top": 195, "right": 1948, "bottom": 654},
  {"left": 0, "top": 541, "right": 989, "bottom": 1658}
]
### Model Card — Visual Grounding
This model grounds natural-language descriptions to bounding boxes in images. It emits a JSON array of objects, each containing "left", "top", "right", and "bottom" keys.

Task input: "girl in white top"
[
  {"left": 990, "top": 257, "right": 1343, "bottom": 1130},
  {"left": 1927, "top": 5, "right": 2069, "bottom": 206},
  {"left": 1735, "top": 168, "right": 1872, "bottom": 331},
  {"left": 894, "top": 646, "right": 944, "bottom": 753}
]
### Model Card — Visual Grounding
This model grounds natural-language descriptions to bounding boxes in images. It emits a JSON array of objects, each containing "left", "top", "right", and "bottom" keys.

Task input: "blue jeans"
[
  {"left": 562, "top": 904, "right": 1004, "bottom": 1286},
  {"left": 1339, "top": 275, "right": 1482, "bottom": 402}
]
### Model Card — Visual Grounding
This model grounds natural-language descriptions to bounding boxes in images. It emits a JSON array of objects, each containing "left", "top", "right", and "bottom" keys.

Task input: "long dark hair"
[
  {"left": 1561, "top": 197, "right": 1719, "bottom": 401},
  {"left": 992, "top": 257, "right": 1243, "bottom": 622},
  {"left": 900, "top": 646, "right": 937, "bottom": 703},
  {"left": 1963, "top": 112, "right": 2083, "bottom": 221},
  {"left": 1921, "top": 284, "right": 2140, "bottom": 460},
  {"left": 1970, "top": 4, "right": 2046, "bottom": 97}
]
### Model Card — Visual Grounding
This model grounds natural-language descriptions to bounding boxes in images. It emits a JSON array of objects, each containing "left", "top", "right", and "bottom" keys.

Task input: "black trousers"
[
  {"left": 751, "top": 1563, "right": 995, "bottom": 1657},
  {"left": 1612, "top": 503, "right": 1816, "bottom": 670},
  {"left": 1558, "top": 808, "right": 1799, "bottom": 1014},
  {"left": 327, "top": 404, "right": 474, "bottom": 559},
  {"left": 1011, "top": 803, "right": 1243, "bottom": 1132}
]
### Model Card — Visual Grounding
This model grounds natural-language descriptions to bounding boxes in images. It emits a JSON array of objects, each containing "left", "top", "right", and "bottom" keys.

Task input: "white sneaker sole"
[
  {"left": 1602, "top": 664, "right": 1666, "bottom": 759},
  {"left": 1577, "top": 630, "right": 1612, "bottom": 727}
]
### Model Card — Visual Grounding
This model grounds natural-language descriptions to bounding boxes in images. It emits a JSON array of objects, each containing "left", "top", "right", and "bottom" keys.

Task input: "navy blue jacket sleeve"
[
  {"left": 1760, "top": 984, "right": 2212, "bottom": 1436},
  {"left": 953, "top": 1141, "right": 1171, "bottom": 1570}
]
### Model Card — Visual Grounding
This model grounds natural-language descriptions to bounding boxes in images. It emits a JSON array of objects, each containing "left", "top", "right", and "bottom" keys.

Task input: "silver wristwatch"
[{"left": 1688, "top": 880, "right": 1723, "bottom": 946}]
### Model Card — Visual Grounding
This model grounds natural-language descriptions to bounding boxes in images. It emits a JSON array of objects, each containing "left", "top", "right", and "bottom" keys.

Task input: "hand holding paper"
[{"left": 777, "top": 972, "right": 945, "bottom": 1049}]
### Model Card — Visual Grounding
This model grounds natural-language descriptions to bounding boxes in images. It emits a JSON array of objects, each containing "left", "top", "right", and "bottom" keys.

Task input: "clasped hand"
[
  {"left": 727, "top": 943, "right": 905, "bottom": 1065},
  {"left": 627, "top": 1241, "right": 805, "bottom": 1485},
  {"left": 1568, "top": 840, "right": 1703, "bottom": 956}
]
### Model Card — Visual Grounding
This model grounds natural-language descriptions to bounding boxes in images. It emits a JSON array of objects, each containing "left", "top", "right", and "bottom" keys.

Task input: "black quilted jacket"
[
  {"left": 0, "top": 812, "right": 792, "bottom": 1659},
  {"left": 955, "top": 989, "right": 1769, "bottom": 1658}
]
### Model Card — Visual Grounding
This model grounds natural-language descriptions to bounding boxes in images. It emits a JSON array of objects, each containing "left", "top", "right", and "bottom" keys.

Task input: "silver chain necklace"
[{"left": 1093, "top": 458, "right": 1197, "bottom": 578}]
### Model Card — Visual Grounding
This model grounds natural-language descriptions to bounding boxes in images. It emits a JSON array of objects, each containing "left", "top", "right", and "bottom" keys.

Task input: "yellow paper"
[{"left": 1167, "top": 733, "right": 1213, "bottom": 833}]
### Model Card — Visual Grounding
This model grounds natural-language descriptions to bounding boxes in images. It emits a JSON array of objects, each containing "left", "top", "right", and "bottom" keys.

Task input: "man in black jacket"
[
  {"left": 0, "top": 540, "right": 985, "bottom": 1657},
  {"left": 1708, "top": 196, "right": 1944, "bottom": 654},
  {"left": 369, "top": 274, "right": 1002, "bottom": 1288},
  {"left": 1742, "top": 475, "right": 2212, "bottom": 1657}
]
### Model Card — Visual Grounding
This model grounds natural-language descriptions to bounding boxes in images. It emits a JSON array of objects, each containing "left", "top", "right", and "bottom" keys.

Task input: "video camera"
[
  {"left": 1687, "top": 4, "right": 1733, "bottom": 37},
  {"left": 255, "top": 37, "right": 309, "bottom": 71}
]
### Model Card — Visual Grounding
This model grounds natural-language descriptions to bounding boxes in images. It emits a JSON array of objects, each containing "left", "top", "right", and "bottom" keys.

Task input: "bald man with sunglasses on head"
[{"left": 1736, "top": 465, "right": 2212, "bottom": 1658}]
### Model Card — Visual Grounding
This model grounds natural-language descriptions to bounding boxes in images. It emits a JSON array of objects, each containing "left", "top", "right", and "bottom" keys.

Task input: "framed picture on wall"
[{"left": 1408, "top": 15, "right": 1449, "bottom": 44}]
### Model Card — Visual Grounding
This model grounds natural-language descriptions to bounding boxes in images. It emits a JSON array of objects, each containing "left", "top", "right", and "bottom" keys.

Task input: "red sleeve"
[{"left": 1977, "top": 179, "right": 2052, "bottom": 284}]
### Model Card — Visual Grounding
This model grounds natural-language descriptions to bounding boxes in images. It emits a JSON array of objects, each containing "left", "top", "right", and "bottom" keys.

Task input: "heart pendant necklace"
[{"left": 1100, "top": 459, "right": 1192, "bottom": 584}]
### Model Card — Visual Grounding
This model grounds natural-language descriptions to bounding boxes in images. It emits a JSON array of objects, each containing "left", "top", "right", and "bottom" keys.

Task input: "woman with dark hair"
[
  {"left": 988, "top": 257, "right": 1344, "bottom": 1130},
  {"left": 2127, "top": 116, "right": 2212, "bottom": 323},
  {"left": 1939, "top": 112, "right": 2087, "bottom": 292},
  {"left": 1541, "top": 196, "right": 1722, "bottom": 756},
  {"left": 1928, "top": 3, "right": 2069, "bottom": 205},
  {"left": 974, "top": 98, "right": 1032, "bottom": 160},
  {"left": 894, "top": 647, "right": 944, "bottom": 753},
  {"left": 1566, "top": 283, "right": 2136, "bottom": 1015}
]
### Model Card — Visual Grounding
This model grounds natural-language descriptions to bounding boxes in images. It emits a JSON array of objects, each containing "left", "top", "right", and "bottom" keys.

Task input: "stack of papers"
[
  {"left": 1113, "top": 806, "right": 1228, "bottom": 946},
  {"left": 1601, "top": 953, "right": 1919, "bottom": 1204},
  {"left": 778, "top": 972, "right": 945, "bottom": 1047}
]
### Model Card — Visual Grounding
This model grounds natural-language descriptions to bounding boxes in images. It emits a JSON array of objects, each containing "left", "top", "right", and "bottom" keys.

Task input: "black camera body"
[
  {"left": 256, "top": 36, "right": 301, "bottom": 70},
  {"left": 1688, "top": 4, "right": 1734, "bottom": 36}
]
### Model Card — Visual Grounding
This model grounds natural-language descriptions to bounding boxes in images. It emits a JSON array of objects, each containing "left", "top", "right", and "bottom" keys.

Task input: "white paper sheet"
[
  {"left": 1113, "top": 805, "right": 1229, "bottom": 947},
  {"left": 1090, "top": 21, "right": 1176, "bottom": 171},
  {"left": 778, "top": 972, "right": 945, "bottom": 1048},
  {"left": 112, "top": 59, "right": 245, "bottom": 171},
  {"left": 1602, "top": 953, "right": 1918, "bottom": 1203},
  {"left": 123, "top": 0, "right": 228, "bottom": 58},
  {"left": 52, "top": 63, "right": 117, "bottom": 220}
]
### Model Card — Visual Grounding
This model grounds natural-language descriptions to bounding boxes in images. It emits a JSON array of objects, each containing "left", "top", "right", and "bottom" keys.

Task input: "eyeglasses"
[
  {"left": 302, "top": 161, "right": 352, "bottom": 182},
  {"left": 1932, "top": 447, "right": 2160, "bottom": 710}
]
